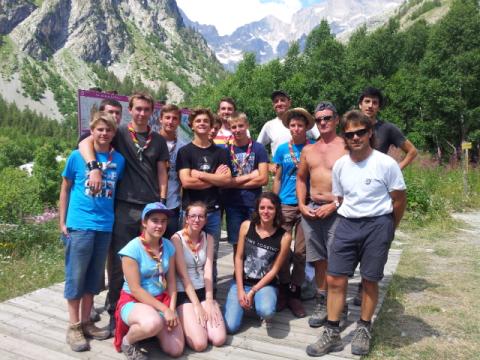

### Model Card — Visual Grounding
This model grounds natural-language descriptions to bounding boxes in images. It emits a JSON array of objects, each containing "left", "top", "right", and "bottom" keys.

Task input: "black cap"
[{"left": 271, "top": 90, "right": 290, "bottom": 101}]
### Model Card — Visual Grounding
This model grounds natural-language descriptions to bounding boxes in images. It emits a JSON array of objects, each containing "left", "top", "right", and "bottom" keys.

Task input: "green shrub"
[
  {"left": 33, "top": 144, "right": 60, "bottom": 206},
  {"left": 0, "top": 167, "right": 42, "bottom": 223}
]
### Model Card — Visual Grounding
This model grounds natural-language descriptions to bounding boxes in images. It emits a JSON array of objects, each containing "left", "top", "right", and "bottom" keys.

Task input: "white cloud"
[{"left": 177, "top": 0, "right": 303, "bottom": 36}]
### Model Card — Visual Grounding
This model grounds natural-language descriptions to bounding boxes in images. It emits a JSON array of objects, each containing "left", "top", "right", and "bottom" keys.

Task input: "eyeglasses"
[
  {"left": 188, "top": 214, "right": 206, "bottom": 221},
  {"left": 344, "top": 128, "right": 369, "bottom": 139},
  {"left": 315, "top": 115, "right": 334, "bottom": 123}
]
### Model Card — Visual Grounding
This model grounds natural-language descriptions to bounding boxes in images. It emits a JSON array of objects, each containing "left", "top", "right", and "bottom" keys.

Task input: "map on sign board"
[{"left": 77, "top": 90, "right": 192, "bottom": 143}]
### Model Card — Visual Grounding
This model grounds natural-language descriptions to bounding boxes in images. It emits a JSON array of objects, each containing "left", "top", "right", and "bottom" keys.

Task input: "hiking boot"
[
  {"left": 287, "top": 296, "right": 306, "bottom": 318},
  {"left": 306, "top": 326, "right": 343, "bottom": 357},
  {"left": 353, "top": 282, "right": 362, "bottom": 306},
  {"left": 66, "top": 322, "right": 89, "bottom": 352},
  {"left": 260, "top": 317, "right": 273, "bottom": 329},
  {"left": 308, "top": 293, "right": 327, "bottom": 328},
  {"left": 121, "top": 342, "right": 148, "bottom": 360},
  {"left": 351, "top": 322, "right": 372, "bottom": 355},
  {"left": 89, "top": 307, "right": 101, "bottom": 322},
  {"left": 82, "top": 321, "right": 111, "bottom": 340},
  {"left": 300, "top": 278, "right": 316, "bottom": 300}
]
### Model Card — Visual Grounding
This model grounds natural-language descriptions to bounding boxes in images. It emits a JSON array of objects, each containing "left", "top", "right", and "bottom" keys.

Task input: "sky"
[{"left": 176, "top": 0, "right": 325, "bottom": 36}]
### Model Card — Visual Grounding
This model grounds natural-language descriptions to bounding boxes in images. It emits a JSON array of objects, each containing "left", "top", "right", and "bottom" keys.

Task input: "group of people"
[{"left": 59, "top": 86, "right": 416, "bottom": 359}]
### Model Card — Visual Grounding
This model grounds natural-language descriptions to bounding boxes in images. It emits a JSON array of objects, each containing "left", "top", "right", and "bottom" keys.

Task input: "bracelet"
[{"left": 87, "top": 160, "right": 101, "bottom": 172}]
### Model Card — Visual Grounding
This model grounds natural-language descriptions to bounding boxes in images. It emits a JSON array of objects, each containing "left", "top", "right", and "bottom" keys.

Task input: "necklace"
[
  {"left": 228, "top": 136, "right": 253, "bottom": 176},
  {"left": 139, "top": 233, "right": 167, "bottom": 289},
  {"left": 182, "top": 230, "right": 203, "bottom": 276},
  {"left": 128, "top": 122, "right": 152, "bottom": 161}
]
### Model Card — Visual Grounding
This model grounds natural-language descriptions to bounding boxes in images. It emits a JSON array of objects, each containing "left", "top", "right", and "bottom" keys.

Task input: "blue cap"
[{"left": 141, "top": 202, "right": 173, "bottom": 220}]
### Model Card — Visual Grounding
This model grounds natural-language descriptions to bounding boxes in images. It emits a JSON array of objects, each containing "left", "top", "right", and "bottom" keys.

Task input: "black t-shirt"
[
  {"left": 374, "top": 120, "right": 406, "bottom": 154},
  {"left": 243, "top": 222, "right": 285, "bottom": 286},
  {"left": 113, "top": 125, "right": 169, "bottom": 204},
  {"left": 175, "top": 142, "right": 229, "bottom": 212}
]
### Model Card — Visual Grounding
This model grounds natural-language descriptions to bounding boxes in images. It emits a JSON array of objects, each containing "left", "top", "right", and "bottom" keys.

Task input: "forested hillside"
[{"left": 190, "top": 0, "right": 479, "bottom": 160}]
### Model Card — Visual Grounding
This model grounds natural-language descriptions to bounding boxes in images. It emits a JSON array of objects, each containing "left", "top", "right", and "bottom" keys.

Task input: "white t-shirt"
[
  {"left": 332, "top": 150, "right": 406, "bottom": 218},
  {"left": 257, "top": 117, "right": 320, "bottom": 157}
]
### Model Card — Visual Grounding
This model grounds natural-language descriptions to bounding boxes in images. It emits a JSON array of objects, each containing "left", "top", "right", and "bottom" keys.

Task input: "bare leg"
[
  {"left": 124, "top": 303, "right": 163, "bottom": 344},
  {"left": 157, "top": 318, "right": 184, "bottom": 357},
  {"left": 178, "top": 304, "right": 208, "bottom": 351},
  {"left": 314, "top": 260, "right": 328, "bottom": 291},
  {"left": 67, "top": 299, "right": 81, "bottom": 324},
  {"left": 80, "top": 293, "right": 94, "bottom": 323},
  {"left": 201, "top": 300, "right": 226, "bottom": 347},
  {"left": 326, "top": 274, "right": 347, "bottom": 321},
  {"left": 360, "top": 279, "right": 378, "bottom": 321}
]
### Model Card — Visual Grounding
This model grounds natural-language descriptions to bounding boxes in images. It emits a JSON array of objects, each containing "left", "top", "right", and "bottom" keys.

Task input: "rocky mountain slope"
[
  {"left": 0, "top": 0, "right": 224, "bottom": 120},
  {"left": 183, "top": 0, "right": 405, "bottom": 70}
]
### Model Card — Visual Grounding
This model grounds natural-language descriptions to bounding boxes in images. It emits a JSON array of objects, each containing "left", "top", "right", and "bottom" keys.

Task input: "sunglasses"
[
  {"left": 315, "top": 115, "right": 334, "bottom": 123},
  {"left": 344, "top": 128, "right": 369, "bottom": 139}
]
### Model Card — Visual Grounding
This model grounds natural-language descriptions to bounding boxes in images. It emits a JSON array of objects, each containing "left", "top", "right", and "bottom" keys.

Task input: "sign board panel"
[{"left": 461, "top": 142, "right": 472, "bottom": 150}]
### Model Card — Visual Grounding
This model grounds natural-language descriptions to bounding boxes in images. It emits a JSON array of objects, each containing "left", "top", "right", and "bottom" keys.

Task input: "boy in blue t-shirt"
[
  {"left": 221, "top": 112, "right": 269, "bottom": 257},
  {"left": 59, "top": 112, "right": 125, "bottom": 352},
  {"left": 272, "top": 107, "right": 316, "bottom": 319}
]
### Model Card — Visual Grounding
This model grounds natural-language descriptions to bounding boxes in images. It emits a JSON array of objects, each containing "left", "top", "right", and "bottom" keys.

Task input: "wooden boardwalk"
[{"left": 0, "top": 241, "right": 401, "bottom": 360}]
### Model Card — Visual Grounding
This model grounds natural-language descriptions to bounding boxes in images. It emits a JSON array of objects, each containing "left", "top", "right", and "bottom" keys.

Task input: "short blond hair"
[
  {"left": 90, "top": 111, "right": 118, "bottom": 132},
  {"left": 227, "top": 111, "right": 249, "bottom": 125}
]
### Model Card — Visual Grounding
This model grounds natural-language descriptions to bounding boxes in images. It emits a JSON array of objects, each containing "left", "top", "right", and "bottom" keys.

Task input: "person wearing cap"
[
  {"left": 272, "top": 107, "right": 316, "bottom": 318},
  {"left": 59, "top": 112, "right": 125, "bottom": 352},
  {"left": 306, "top": 110, "right": 406, "bottom": 357},
  {"left": 296, "top": 101, "right": 348, "bottom": 329},
  {"left": 257, "top": 90, "right": 320, "bottom": 164},
  {"left": 354, "top": 87, "right": 417, "bottom": 306},
  {"left": 114, "top": 202, "right": 184, "bottom": 359}
]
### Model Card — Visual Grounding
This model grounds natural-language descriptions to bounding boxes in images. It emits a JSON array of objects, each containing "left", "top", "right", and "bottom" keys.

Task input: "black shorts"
[
  {"left": 327, "top": 214, "right": 394, "bottom": 282},
  {"left": 176, "top": 287, "right": 206, "bottom": 306}
]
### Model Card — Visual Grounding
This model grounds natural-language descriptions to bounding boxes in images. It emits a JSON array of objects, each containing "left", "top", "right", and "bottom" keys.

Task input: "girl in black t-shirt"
[{"left": 223, "top": 192, "right": 292, "bottom": 333}]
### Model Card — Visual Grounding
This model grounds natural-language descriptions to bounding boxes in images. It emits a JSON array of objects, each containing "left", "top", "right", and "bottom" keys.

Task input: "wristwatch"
[
  {"left": 334, "top": 199, "right": 340, "bottom": 209},
  {"left": 87, "top": 160, "right": 101, "bottom": 172}
]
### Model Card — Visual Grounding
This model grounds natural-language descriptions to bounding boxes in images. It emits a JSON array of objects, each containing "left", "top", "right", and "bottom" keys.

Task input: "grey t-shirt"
[
  {"left": 374, "top": 120, "right": 406, "bottom": 154},
  {"left": 113, "top": 125, "right": 169, "bottom": 204}
]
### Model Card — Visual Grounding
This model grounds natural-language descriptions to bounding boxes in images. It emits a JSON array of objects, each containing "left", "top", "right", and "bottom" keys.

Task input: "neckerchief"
[
  {"left": 288, "top": 139, "right": 306, "bottom": 176},
  {"left": 228, "top": 136, "right": 253, "bottom": 176},
  {"left": 139, "top": 233, "right": 166, "bottom": 289},
  {"left": 128, "top": 122, "right": 152, "bottom": 161},
  {"left": 98, "top": 146, "right": 114, "bottom": 171}
]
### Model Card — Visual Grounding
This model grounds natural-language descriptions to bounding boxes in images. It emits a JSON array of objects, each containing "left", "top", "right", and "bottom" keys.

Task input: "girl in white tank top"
[{"left": 171, "top": 201, "right": 226, "bottom": 351}]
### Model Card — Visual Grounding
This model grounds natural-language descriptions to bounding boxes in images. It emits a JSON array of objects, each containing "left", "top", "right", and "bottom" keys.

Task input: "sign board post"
[{"left": 461, "top": 142, "right": 472, "bottom": 197}]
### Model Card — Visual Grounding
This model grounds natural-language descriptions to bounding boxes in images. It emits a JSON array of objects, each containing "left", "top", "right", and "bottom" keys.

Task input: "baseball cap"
[
  {"left": 141, "top": 202, "right": 173, "bottom": 220},
  {"left": 271, "top": 90, "right": 290, "bottom": 101}
]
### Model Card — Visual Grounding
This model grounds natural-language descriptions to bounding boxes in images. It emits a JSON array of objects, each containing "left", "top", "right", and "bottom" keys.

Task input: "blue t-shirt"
[
  {"left": 62, "top": 149, "right": 125, "bottom": 231},
  {"left": 273, "top": 140, "right": 313, "bottom": 205},
  {"left": 222, "top": 141, "right": 269, "bottom": 208},
  {"left": 119, "top": 237, "right": 175, "bottom": 296}
]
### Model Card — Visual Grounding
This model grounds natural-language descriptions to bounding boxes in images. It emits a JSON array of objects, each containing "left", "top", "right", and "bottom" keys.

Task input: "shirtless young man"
[{"left": 296, "top": 101, "right": 347, "bottom": 328}]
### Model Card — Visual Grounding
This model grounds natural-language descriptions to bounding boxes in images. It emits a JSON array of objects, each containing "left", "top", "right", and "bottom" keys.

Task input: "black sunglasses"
[
  {"left": 344, "top": 128, "right": 369, "bottom": 139},
  {"left": 315, "top": 115, "right": 334, "bottom": 123}
]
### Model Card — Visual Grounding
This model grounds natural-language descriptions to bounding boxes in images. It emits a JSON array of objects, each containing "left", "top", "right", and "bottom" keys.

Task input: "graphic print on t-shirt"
[
  {"left": 198, "top": 156, "right": 212, "bottom": 172},
  {"left": 84, "top": 162, "right": 118, "bottom": 199},
  {"left": 243, "top": 236, "right": 278, "bottom": 279}
]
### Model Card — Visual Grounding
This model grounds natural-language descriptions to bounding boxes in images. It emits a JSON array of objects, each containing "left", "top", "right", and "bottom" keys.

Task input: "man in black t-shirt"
[
  {"left": 79, "top": 92, "right": 169, "bottom": 332},
  {"left": 358, "top": 87, "right": 417, "bottom": 170},
  {"left": 176, "top": 108, "right": 231, "bottom": 284}
]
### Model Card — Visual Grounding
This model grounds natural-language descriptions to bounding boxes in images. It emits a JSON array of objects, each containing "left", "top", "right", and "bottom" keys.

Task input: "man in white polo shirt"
[{"left": 306, "top": 110, "right": 406, "bottom": 357}]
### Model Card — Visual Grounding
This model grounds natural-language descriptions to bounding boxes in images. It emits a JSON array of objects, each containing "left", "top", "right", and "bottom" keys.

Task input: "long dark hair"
[{"left": 251, "top": 192, "right": 283, "bottom": 228}]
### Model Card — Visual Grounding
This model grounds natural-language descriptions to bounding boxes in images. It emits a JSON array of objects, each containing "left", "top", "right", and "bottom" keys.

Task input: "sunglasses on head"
[
  {"left": 344, "top": 128, "right": 369, "bottom": 139},
  {"left": 315, "top": 115, "right": 334, "bottom": 123}
]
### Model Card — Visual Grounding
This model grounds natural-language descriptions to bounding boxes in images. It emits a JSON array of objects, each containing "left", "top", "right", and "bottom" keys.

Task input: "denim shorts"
[
  {"left": 225, "top": 206, "right": 254, "bottom": 245},
  {"left": 63, "top": 229, "right": 111, "bottom": 300}
]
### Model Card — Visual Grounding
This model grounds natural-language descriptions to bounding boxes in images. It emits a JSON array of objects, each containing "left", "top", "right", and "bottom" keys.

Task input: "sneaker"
[
  {"left": 287, "top": 296, "right": 306, "bottom": 318},
  {"left": 353, "top": 283, "right": 362, "bottom": 306},
  {"left": 121, "top": 342, "right": 148, "bottom": 360},
  {"left": 89, "top": 307, "right": 101, "bottom": 322},
  {"left": 351, "top": 322, "right": 372, "bottom": 355},
  {"left": 66, "top": 322, "right": 89, "bottom": 352},
  {"left": 82, "top": 321, "right": 111, "bottom": 340},
  {"left": 308, "top": 294, "right": 327, "bottom": 328},
  {"left": 306, "top": 326, "right": 343, "bottom": 357},
  {"left": 260, "top": 317, "right": 273, "bottom": 329}
]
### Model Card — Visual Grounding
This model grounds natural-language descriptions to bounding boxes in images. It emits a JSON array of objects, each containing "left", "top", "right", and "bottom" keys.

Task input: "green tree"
[{"left": 33, "top": 144, "right": 60, "bottom": 206}]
